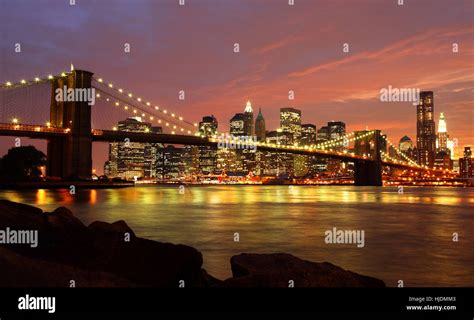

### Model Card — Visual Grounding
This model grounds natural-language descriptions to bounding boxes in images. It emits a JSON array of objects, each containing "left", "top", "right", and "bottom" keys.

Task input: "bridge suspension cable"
[
  {"left": 0, "top": 71, "right": 71, "bottom": 89},
  {"left": 94, "top": 88, "right": 195, "bottom": 135},
  {"left": 379, "top": 132, "right": 420, "bottom": 168},
  {"left": 92, "top": 76, "right": 197, "bottom": 132}
]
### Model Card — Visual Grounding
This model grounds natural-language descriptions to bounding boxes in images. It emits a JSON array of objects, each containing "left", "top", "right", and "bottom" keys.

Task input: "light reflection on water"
[{"left": 1, "top": 185, "right": 473, "bottom": 287}]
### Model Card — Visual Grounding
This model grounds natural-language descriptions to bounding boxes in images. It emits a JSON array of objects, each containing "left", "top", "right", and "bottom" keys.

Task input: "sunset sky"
[{"left": 1, "top": 0, "right": 473, "bottom": 170}]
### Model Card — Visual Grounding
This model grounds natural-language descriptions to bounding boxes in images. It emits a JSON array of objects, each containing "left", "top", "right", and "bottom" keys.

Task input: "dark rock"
[
  {"left": 88, "top": 220, "right": 136, "bottom": 238},
  {"left": 224, "top": 253, "right": 385, "bottom": 287},
  {"left": 0, "top": 200, "right": 46, "bottom": 231},
  {"left": 0, "top": 201, "right": 385, "bottom": 288},
  {"left": 0, "top": 201, "right": 204, "bottom": 287},
  {"left": 196, "top": 269, "right": 225, "bottom": 288},
  {"left": 0, "top": 248, "right": 134, "bottom": 287},
  {"left": 85, "top": 236, "right": 204, "bottom": 287},
  {"left": 45, "top": 206, "right": 87, "bottom": 237}
]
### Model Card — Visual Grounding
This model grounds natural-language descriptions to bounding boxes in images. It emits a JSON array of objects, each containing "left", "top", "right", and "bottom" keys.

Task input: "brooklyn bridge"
[{"left": 0, "top": 69, "right": 457, "bottom": 186}]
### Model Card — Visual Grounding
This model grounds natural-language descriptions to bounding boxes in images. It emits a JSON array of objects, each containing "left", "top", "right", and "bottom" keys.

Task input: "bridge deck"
[{"left": 0, "top": 123, "right": 449, "bottom": 173}]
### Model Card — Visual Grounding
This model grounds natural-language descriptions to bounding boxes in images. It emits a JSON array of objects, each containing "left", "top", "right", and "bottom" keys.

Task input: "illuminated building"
[
  {"left": 199, "top": 115, "right": 218, "bottom": 174},
  {"left": 437, "top": 112, "right": 449, "bottom": 152},
  {"left": 243, "top": 101, "right": 254, "bottom": 136},
  {"left": 399, "top": 135, "right": 414, "bottom": 152},
  {"left": 255, "top": 108, "right": 266, "bottom": 141},
  {"left": 230, "top": 113, "right": 245, "bottom": 136},
  {"left": 465, "top": 146, "right": 472, "bottom": 158},
  {"left": 105, "top": 117, "right": 160, "bottom": 180},
  {"left": 182, "top": 146, "right": 200, "bottom": 178},
  {"left": 301, "top": 124, "right": 317, "bottom": 146},
  {"left": 159, "top": 145, "right": 186, "bottom": 179},
  {"left": 216, "top": 148, "right": 239, "bottom": 173},
  {"left": 399, "top": 135, "right": 416, "bottom": 161},
  {"left": 316, "top": 126, "right": 329, "bottom": 144},
  {"left": 280, "top": 107, "right": 301, "bottom": 143},
  {"left": 264, "top": 130, "right": 294, "bottom": 176},
  {"left": 328, "top": 121, "right": 346, "bottom": 151},
  {"left": 447, "top": 139, "right": 457, "bottom": 160},
  {"left": 459, "top": 147, "right": 473, "bottom": 178},
  {"left": 416, "top": 91, "right": 436, "bottom": 167},
  {"left": 434, "top": 151, "right": 453, "bottom": 170},
  {"left": 144, "top": 126, "right": 163, "bottom": 178},
  {"left": 293, "top": 124, "right": 316, "bottom": 177},
  {"left": 199, "top": 115, "right": 218, "bottom": 137}
]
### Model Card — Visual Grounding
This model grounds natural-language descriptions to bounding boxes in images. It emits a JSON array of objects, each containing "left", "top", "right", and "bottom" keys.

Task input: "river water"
[{"left": 2, "top": 185, "right": 473, "bottom": 286}]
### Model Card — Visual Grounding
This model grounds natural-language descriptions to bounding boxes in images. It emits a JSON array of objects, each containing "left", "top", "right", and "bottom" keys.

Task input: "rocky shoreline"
[{"left": 0, "top": 200, "right": 385, "bottom": 287}]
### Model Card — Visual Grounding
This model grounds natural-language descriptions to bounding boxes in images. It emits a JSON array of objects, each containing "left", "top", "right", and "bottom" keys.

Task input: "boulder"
[
  {"left": 224, "top": 253, "right": 385, "bottom": 287},
  {"left": 88, "top": 220, "right": 136, "bottom": 238},
  {"left": 45, "top": 206, "right": 88, "bottom": 239},
  {"left": 0, "top": 200, "right": 46, "bottom": 231},
  {"left": 0, "top": 247, "right": 134, "bottom": 287},
  {"left": 0, "top": 200, "right": 204, "bottom": 287}
]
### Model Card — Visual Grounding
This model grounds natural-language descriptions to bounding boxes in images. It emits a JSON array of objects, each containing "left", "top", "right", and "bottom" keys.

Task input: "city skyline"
[
  {"left": 1, "top": 1, "right": 473, "bottom": 313},
  {"left": 1, "top": 0, "right": 473, "bottom": 171}
]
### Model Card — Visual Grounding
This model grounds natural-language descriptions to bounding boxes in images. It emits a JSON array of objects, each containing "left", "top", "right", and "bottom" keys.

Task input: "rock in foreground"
[
  {"left": 0, "top": 200, "right": 203, "bottom": 287},
  {"left": 224, "top": 253, "right": 385, "bottom": 287},
  {"left": 0, "top": 200, "right": 385, "bottom": 287}
]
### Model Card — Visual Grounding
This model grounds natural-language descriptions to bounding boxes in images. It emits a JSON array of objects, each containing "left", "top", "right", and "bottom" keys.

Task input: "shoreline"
[{"left": 0, "top": 181, "right": 470, "bottom": 190}]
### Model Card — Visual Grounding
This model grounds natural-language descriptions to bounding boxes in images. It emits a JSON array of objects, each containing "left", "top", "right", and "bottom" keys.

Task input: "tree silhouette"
[{"left": 0, "top": 146, "right": 46, "bottom": 181}]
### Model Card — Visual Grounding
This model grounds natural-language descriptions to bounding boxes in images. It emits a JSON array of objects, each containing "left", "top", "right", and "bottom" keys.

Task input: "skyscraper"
[
  {"left": 316, "top": 126, "right": 329, "bottom": 144},
  {"left": 399, "top": 135, "right": 416, "bottom": 161},
  {"left": 399, "top": 135, "right": 414, "bottom": 152},
  {"left": 255, "top": 108, "right": 266, "bottom": 141},
  {"left": 199, "top": 115, "right": 218, "bottom": 174},
  {"left": 199, "top": 115, "right": 218, "bottom": 137},
  {"left": 437, "top": 112, "right": 449, "bottom": 152},
  {"left": 280, "top": 107, "right": 301, "bottom": 143},
  {"left": 300, "top": 124, "right": 317, "bottom": 146},
  {"left": 328, "top": 121, "right": 346, "bottom": 151},
  {"left": 416, "top": 91, "right": 436, "bottom": 167},
  {"left": 265, "top": 130, "right": 294, "bottom": 176},
  {"left": 105, "top": 117, "right": 160, "bottom": 180},
  {"left": 230, "top": 113, "right": 245, "bottom": 136},
  {"left": 243, "top": 101, "right": 254, "bottom": 136},
  {"left": 328, "top": 121, "right": 346, "bottom": 140},
  {"left": 465, "top": 146, "right": 472, "bottom": 158},
  {"left": 144, "top": 126, "right": 163, "bottom": 178},
  {"left": 158, "top": 145, "right": 186, "bottom": 179},
  {"left": 459, "top": 147, "right": 473, "bottom": 178}
]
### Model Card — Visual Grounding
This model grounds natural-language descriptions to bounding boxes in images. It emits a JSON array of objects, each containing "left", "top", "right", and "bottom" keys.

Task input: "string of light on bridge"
[
  {"left": 314, "top": 132, "right": 355, "bottom": 150},
  {"left": 93, "top": 77, "right": 198, "bottom": 132},
  {"left": 94, "top": 89, "right": 194, "bottom": 135},
  {"left": 1, "top": 71, "right": 71, "bottom": 89},
  {"left": 379, "top": 133, "right": 421, "bottom": 168}
]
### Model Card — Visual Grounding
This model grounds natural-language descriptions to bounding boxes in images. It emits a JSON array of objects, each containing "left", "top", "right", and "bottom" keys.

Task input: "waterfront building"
[
  {"left": 105, "top": 117, "right": 161, "bottom": 180},
  {"left": 280, "top": 107, "right": 302, "bottom": 143},
  {"left": 459, "top": 146, "right": 473, "bottom": 178},
  {"left": 255, "top": 108, "right": 266, "bottom": 141},
  {"left": 243, "top": 101, "right": 255, "bottom": 136},
  {"left": 437, "top": 112, "right": 449, "bottom": 153},
  {"left": 199, "top": 115, "right": 218, "bottom": 174},
  {"left": 416, "top": 91, "right": 436, "bottom": 167}
]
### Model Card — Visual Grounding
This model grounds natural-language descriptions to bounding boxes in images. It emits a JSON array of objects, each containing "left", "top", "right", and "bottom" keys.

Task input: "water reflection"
[{"left": 1, "top": 185, "right": 473, "bottom": 286}]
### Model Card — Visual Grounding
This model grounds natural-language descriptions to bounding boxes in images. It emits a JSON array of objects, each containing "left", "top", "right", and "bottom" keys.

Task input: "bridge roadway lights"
[{"left": 354, "top": 160, "right": 383, "bottom": 186}]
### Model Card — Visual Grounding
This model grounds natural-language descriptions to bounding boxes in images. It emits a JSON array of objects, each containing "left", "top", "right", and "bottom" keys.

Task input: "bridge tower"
[
  {"left": 353, "top": 130, "right": 384, "bottom": 186},
  {"left": 47, "top": 70, "right": 93, "bottom": 180}
]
